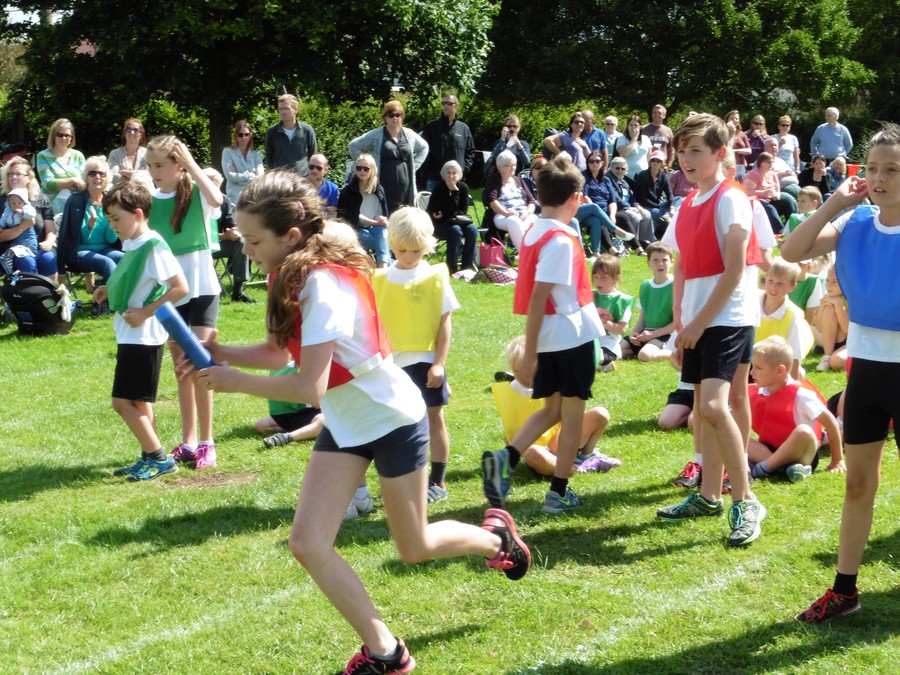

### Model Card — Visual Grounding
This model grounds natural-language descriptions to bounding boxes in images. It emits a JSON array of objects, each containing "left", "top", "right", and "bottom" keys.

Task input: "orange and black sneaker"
[{"left": 796, "top": 588, "right": 860, "bottom": 624}]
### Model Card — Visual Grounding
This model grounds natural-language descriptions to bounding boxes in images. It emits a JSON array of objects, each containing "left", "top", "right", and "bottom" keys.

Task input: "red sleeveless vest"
[
  {"left": 513, "top": 226, "right": 593, "bottom": 315},
  {"left": 675, "top": 179, "right": 762, "bottom": 280},
  {"left": 272, "top": 264, "right": 391, "bottom": 390},
  {"left": 750, "top": 380, "right": 825, "bottom": 448}
]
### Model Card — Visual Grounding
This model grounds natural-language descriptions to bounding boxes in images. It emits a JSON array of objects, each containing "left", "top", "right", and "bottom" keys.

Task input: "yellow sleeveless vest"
[
  {"left": 757, "top": 298, "right": 814, "bottom": 358},
  {"left": 372, "top": 263, "right": 448, "bottom": 353}
]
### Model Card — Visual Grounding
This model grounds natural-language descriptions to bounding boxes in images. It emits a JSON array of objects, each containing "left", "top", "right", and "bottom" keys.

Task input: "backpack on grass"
[{"left": 1, "top": 271, "right": 81, "bottom": 336}]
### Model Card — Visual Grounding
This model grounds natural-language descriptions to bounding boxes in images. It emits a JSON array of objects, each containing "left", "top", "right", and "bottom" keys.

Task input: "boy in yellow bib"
[
  {"left": 373, "top": 207, "right": 458, "bottom": 503},
  {"left": 756, "top": 257, "right": 814, "bottom": 379}
]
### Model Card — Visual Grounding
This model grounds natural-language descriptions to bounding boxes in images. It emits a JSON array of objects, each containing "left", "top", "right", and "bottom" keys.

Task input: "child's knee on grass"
[{"left": 659, "top": 404, "right": 690, "bottom": 430}]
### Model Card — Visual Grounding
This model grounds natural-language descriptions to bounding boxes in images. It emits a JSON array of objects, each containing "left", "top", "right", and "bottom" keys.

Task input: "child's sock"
[
  {"left": 694, "top": 453, "right": 703, "bottom": 466},
  {"left": 198, "top": 439, "right": 214, "bottom": 447},
  {"left": 147, "top": 447, "right": 166, "bottom": 462},
  {"left": 833, "top": 572, "right": 858, "bottom": 596},
  {"left": 506, "top": 445, "right": 521, "bottom": 468},
  {"left": 549, "top": 476, "right": 568, "bottom": 497},
  {"left": 429, "top": 461, "right": 447, "bottom": 486},
  {"left": 750, "top": 460, "right": 772, "bottom": 479},
  {"left": 368, "top": 637, "right": 400, "bottom": 661}
]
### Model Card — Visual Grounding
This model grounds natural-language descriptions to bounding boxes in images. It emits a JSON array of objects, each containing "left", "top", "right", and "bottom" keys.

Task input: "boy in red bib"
[
  {"left": 657, "top": 114, "right": 767, "bottom": 547},
  {"left": 748, "top": 336, "right": 844, "bottom": 482},
  {"left": 482, "top": 156, "right": 604, "bottom": 513}
]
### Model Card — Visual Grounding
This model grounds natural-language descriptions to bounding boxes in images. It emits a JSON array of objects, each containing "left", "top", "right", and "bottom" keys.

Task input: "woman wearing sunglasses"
[
  {"left": 57, "top": 156, "right": 124, "bottom": 294},
  {"left": 36, "top": 118, "right": 86, "bottom": 215},
  {"left": 108, "top": 118, "right": 149, "bottom": 184},
  {"left": 349, "top": 100, "right": 428, "bottom": 214},
  {"left": 221, "top": 120, "right": 264, "bottom": 204},
  {"left": 337, "top": 153, "right": 390, "bottom": 267}
]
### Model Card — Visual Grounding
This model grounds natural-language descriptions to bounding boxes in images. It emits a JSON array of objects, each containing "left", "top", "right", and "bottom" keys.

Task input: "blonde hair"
[
  {"left": 767, "top": 257, "right": 800, "bottom": 285},
  {"left": 387, "top": 206, "right": 436, "bottom": 254},
  {"left": 47, "top": 118, "right": 75, "bottom": 150},
  {"left": 278, "top": 94, "right": 299, "bottom": 112},
  {"left": 753, "top": 336, "right": 793, "bottom": 370},
  {"left": 82, "top": 156, "right": 110, "bottom": 182},
  {"left": 1, "top": 157, "right": 40, "bottom": 201},
  {"left": 505, "top": 335, "right": 526, "bottom": 371},
  {"left": 797, "top": 186, "right": 822, "bottom": 206},
  {"left": 236, "top": 170, "right": 370, "bottom": 349},
  {"left": 354, "top": 153, "right": 378, "bottom": 194},
  {"left": 722, "top": 148, "right": 736, "bottom": 173},
  {"left": 146, "top": 135, "right": 193, "bottom": 233}
]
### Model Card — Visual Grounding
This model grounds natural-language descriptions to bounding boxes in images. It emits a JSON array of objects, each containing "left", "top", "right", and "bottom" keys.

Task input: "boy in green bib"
[{"left": 93, "top": 181, "right": 188, "bottom": 481}]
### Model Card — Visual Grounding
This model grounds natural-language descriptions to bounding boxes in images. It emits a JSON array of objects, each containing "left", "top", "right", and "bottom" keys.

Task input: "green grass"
[{"left": 1, "top": 260, "right": 898, "bottom": 674}]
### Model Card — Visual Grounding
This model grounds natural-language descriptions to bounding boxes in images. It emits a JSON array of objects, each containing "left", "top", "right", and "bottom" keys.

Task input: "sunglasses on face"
[
  {"left": 124, "top": 127, "right": 142, "bottom": 134},
  {"left": 56, "top": 132, "right": 72, "bottom": 138},
  {"left": 385, "top": 112, "right": 403, "bottom": 119},
  {"left": 355, "top": 166, "right": 371, "bottom": 172},
  {"left": 7, "top": 172, "right": 28, "bottom": 178},
  {"left": 613, "top": 166, "right": 626, "bottom": 171},
  {"left": 588, "top": 158, "right": 602, "bottom": 164},
  {"left": 441, "top": 101, "right": 457, "bottom": 106},
  {"left": 572, "top": 120, "right": 585, "bottom": 125},
  {"left": 236, "top": 132, "right": 252, "bottom": 137},
  {"left": 87, "top": 170, "right": 106, "bottom": 178},
  {"left": 308, "top": 164, "right": 324, "bottom": 171}
]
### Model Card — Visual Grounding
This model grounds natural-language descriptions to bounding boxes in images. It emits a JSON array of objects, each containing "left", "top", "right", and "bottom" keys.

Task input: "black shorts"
[
  {"left": 533, "top": 340, "right": 596, "bottom": 401},
  {"left": 272, "top": 407, "right": 322, "bottom": 432},
  {"left": 628, "top": 332, "right": 671, "bottom": 355},
  {"left": 402, "top": 362, "right": 450, "bottom": 407},
  {"left": 666, "top": 387, "right": 695, "bottom": 409},
  {"left": 681, "top": 325, "right": 754, "bottom": 385},
  {"left": 312, "top": 416, "right": 429, "bottom": 478},
  {"left": 843, "top": 358, "right": 900, "bottom": 448},
  {"left": 176, "top": 294, "right": 220, "bottom": 328},
  {"left": 112, "top": 343, "right": 164, "bottom": 402},
  {"left": 759, "top": 441, "right": 821, "bottom": 472}
]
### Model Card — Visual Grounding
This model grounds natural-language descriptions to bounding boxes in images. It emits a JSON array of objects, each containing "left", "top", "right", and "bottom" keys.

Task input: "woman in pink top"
[{"left": 743, "top": 152, "right": 790, "bottom": 234}]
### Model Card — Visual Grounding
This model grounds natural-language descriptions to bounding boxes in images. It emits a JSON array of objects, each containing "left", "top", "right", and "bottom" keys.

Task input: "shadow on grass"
[
  {"left": 811, "top": 527, "right": 900, "bottom": 570},
  {"left": 506, "top": 589, "right": 900, "bottom": 674},
  {"left": 0, "top": 462, "right": 115, "bottom": 503},
  {"left": 602, "top": 416, "right": 663, "bottom": 438}
]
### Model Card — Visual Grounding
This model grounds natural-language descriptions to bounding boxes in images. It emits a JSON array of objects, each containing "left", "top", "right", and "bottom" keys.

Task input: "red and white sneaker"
[
  {"left": 796, "top": 587, "right": 860, "bottom": 623},
  {"left": 195, "top": 442, "right": 217, "bottom": 469},
  {"left": 344, "top": 637, "right": 416, "bottom": 674},
  {"left": 674, "top": 461, "right": 701, "bottom": 488}
]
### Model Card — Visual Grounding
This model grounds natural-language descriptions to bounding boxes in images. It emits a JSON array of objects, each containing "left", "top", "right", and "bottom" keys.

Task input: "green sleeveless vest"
[
  {"left": 107, "top": 237, "right": 170, "bottom": 313},
  {"left": 149, "top": 184, "right": 214, "bottom": 256}
]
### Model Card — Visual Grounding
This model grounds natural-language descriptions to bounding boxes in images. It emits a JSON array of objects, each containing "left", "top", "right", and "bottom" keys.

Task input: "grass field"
[{"left": 1, "top": 254, "right": 898, "bottom": 674}]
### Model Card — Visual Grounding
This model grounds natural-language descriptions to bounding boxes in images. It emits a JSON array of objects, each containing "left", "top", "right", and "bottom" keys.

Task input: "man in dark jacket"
[
  {"left": 264, "top": 94, "right": 317, "bottom": 176},
  {"left": 421, "top": 93, "right": 475, "bottom": 190}
]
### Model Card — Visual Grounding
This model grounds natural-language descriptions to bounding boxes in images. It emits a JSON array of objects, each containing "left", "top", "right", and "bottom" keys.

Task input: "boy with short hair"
[
  {"left": 482, "top": 155, "right": 604, "bottom": 513},
  {"left": 622, "top": 241, "right": 675, "bottom": 362},
  {"left": 756, "top": 257, "right": 814, "bottom": 380},
  {"left": 789, "top": 256, "right": 827, "bottom": 323},
  {"left": 94, "top": 181, "right": 188, "bottom": 481},
  {"left": 784, "top": 186, "right": 823, "bottom": 237},
  {"left": 656, "top": 113, "right": 767, "bottom": 547},
  {"left": 373, "top": 206, "right": 459, "bottom": 503},
  {"left": 591, "top": 254, "right": 633, "bottom": 371},
  {"left": 748, "top": 336, "right": 845, "bottom": 481}
]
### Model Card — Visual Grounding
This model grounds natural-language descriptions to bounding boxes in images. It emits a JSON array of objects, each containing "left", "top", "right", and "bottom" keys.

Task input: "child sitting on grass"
[
  {"left": 748, "top": 336, "right": 845, "bottom": 482},
  {"left": 788, "top": 256, "right": 827, "bottom": 324},
  {"left": 94, "top": 181, "right": 189, "bottom": 481},
  {"left": 257, "top": 364, "right": 325, "bottom": 449},
  {"left": 621, "top": 241, "right": 675, "bottom": 362},
  {"left": 784, "top": 186, "right": 822, "bottom": 237},
  {"left": 591, "top": 253, "right": 634, "bottom": 371},
  {"left": 755, "top": 257, "right": 814, "bottom": 380},
  {"left": 372, "top": 206, "right": 459, "bottom": 504},
  {"left": 812, "top": 264, "right": 849, "bottom": 372},
  {"left": 492, "top": 335, "right": 621, "bottom": 476}
]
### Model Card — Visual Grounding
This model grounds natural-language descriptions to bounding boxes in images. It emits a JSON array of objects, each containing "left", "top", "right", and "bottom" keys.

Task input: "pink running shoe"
[
  {"left": 674, "top": 461, "right": 701, "bottom": 488},
  {"left": 344, "top": 638, "right": 416, "bottom": 674},
  {"left": 195, "top": 442, "right": 217, "bottom": 469},
  {"left": 171, "top": 443, "right": 198, "bottom": 464}
]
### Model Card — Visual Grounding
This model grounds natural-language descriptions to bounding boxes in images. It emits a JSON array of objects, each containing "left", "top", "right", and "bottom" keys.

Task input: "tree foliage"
[
  {"left": 479, "top": 0, "right": 872, "bottom": 115},
  {"left": 3, "top": 0, "right": 498, "bottom": 163}
]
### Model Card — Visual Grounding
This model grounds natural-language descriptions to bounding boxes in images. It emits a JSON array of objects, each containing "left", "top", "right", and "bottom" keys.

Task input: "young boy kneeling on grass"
[
  {"left": 748, "top": 336, "right": 845, "bottom": 482},
  {"left": 94, "top": 181, "right": 188, "bottom": 481}
]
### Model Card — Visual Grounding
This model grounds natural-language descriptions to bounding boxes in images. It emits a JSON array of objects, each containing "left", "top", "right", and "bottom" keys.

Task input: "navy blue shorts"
[
  {"left": 272, "top": 407, "right": 322, "bottom": 432},
  {"left": 533, "top": 340, "right": 596, "bottom": 401},
  {"left": 681, "top": 325, "right": 754, "bottom": 385},
  {"left": 666, "top": 387, "right": 695, "bottom": 408},
  {"left": 313, "top": 416, "right": 429, "bottom": 478},
  {"left": 402, "top": 361, "right": 450, "bottom": 407},
  {"left": 176, "top": 294, "right": 220, "bottom": 329}
]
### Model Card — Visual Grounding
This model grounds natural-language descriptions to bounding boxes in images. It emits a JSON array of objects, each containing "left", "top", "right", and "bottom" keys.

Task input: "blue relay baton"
[{"left": 155, "top": 301, "right": 216, "bottom": 369}]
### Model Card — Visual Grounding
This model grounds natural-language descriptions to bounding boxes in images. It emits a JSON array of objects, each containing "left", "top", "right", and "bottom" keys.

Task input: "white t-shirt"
[
  {"left": 153, "top": 188, "right": 221, "bottom": 303},
  {"left": 113, "top": 231, "right": 183, "bottom": 346},
  {"left": 756, "top": 379, "right": 826, "bottom": 442},
  {"left": 523, "top": 218, "right": 604, "bottom": 352},
  {"left": 299, "top": 268, "right": 425, "bottom": 446},
  {"left": 832, "top": 210, "right": 900, "bottom": 362},
  {"left": 383, "top": 260, "right": 460, "bottom": 367},
  {"left": 662, "top": 181, "right": 759, "bottom": 327}
]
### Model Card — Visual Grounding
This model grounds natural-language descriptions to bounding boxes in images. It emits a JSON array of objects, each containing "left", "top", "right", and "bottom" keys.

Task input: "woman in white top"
[
  {"left": 107, "top": 118, "right": 149, "bottom": 184},
  {"left": 221, "top": 120, "right": 264, "bottom": 205},
  {"left": 614, "top": 114, "right": 652, "bottom": 179},
  {"left": 772, "top": 115, "right": 801, "bottom": 172}
]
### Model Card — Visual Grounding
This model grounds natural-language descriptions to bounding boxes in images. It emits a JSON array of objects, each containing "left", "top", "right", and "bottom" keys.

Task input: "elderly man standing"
[
  {"left": 810, "top": 107, "right": 853, "bottom": 163},
  {"left": 641, "top": 104, "right": 674, "bottom": 166},
  {"left": 264, "top": 94, "right": 317, "bottom": 175},
  {"left": 421, "top": 93, "right": 475, "bottom": 191},
  {"left": 305, "top": 153, "right": 339, "bottom": 219}
]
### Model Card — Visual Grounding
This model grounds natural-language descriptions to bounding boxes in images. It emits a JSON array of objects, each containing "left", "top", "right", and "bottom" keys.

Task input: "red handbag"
[{"left": 478, "top": 237, "right": 508, "bottom": 268}]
